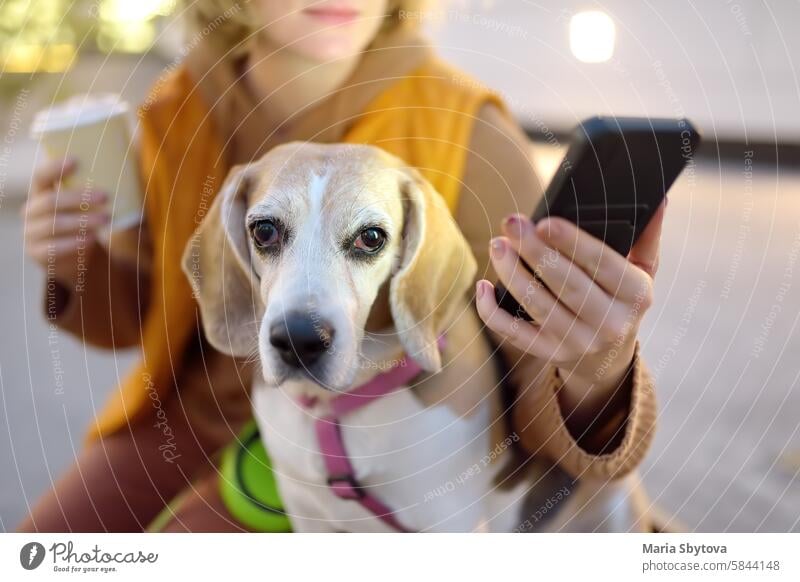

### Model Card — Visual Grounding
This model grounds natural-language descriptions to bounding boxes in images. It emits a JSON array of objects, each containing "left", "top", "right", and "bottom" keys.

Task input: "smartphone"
[{"left": 495, "top": 116, "right": 701, "bottom": 320}]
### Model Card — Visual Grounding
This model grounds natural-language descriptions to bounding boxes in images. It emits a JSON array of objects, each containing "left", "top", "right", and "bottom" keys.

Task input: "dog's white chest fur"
[{"left": 253, "top": 382, "right": 497, "bottom": 532}]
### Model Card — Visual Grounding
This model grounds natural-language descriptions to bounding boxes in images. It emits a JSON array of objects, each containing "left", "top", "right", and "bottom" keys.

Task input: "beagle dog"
[{"left": 183, "top": 142, "right": 648, "bottom": 532}]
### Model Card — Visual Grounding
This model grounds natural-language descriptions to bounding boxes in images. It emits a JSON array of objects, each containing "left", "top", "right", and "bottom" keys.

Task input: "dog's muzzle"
[{"left": 269, "top": 311, "right": 335, "bottom": 368}]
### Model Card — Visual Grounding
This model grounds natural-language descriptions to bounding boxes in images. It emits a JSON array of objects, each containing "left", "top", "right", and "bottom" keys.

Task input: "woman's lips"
[{"left": 303, "top": 5, "right": 360, "bottom": 25}]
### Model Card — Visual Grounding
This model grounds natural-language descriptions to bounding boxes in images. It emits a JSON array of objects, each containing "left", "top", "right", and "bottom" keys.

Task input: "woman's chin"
[{"left": 291, "top": 35, "right": 370, "bottom": 63}]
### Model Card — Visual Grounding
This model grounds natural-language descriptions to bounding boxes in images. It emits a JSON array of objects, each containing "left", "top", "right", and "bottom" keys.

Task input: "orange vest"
[{"left": 89, "top": 58, "right": 503, "bottom": 439}]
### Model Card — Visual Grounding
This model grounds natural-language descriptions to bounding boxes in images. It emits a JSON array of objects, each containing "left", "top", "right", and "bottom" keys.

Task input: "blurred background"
[{"left": 0, "top": 0, "right": 798, "bottom": 532}]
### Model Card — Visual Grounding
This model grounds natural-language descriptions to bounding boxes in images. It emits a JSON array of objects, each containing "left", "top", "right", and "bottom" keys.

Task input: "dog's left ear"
[{"left": 390, "top": 167, "right": 478, "bottom": 372}]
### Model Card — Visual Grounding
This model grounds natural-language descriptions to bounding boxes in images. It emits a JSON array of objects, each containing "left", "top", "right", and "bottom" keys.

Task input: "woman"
[{"left": 20, "top": 0, "right": 658, "bottom": 532}]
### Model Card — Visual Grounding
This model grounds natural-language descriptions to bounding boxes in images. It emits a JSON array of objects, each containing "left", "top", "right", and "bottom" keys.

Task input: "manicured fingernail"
[
  {"left": 476, "top": 280, "right": 486, "bottom": 299},
  {"left": 490, "top": 237, "right": 506, "bottom": 259},
  {"left": 503, "top": 214, "right": 526, "bottom": 239}
]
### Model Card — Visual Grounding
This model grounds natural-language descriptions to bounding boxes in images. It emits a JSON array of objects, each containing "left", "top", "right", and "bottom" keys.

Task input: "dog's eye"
[
  {"left": 251, "top": 219, "right": 280, "bottom": 249},
  {"left": 354, "top": 227, "right": 386, "bottom": 253}
]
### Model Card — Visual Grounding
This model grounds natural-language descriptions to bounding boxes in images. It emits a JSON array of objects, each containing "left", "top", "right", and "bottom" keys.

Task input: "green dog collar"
[{"left": 220, "top": 421, "right": 292, "bottom": 532}]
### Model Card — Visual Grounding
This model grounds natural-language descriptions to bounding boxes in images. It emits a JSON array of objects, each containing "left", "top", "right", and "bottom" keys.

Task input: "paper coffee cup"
[{"left": 30, "top": 93, "right": 143, "bottom": 235}]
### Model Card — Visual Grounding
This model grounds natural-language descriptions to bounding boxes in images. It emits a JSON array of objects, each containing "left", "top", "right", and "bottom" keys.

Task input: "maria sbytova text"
[{"left": 643, "top": 543, "right": 727, "bottom": 557}]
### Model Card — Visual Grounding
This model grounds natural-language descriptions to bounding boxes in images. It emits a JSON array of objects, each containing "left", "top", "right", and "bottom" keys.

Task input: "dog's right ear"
[{"left": 182, "top": 164, "right": 262, "bottom": 358}]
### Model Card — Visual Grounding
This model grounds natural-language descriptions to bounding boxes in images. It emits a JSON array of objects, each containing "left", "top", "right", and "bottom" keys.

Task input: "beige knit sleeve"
[
  {"left": 511, "top": 344, "right": 658, "bottom": 480},
  {"left": 457, "top": 102, "right": 658, "bottom": 480}
]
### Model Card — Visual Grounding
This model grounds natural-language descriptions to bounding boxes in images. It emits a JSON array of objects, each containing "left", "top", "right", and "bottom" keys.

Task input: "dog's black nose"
[{"left": 269, "top": 312, "right": 334, "bottom": 368}]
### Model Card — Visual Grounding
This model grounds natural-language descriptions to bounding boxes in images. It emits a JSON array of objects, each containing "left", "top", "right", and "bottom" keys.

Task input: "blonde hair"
[{"left": 182, "top": 0, "right": 430, "bottom": 57}]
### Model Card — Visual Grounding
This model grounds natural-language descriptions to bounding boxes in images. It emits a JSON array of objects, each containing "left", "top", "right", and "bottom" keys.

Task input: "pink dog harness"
[{"left": 298, "top": 338, "right": 446, "bottom": 532}]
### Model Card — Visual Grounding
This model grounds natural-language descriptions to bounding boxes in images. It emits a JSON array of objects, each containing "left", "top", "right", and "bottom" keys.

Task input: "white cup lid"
[{"left": 31, "top": 93, "right": 129, "bottom": 135}]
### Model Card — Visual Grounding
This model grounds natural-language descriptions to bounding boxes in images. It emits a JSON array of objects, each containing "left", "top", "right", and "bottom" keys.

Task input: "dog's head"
[{"left": 183, "top": 142, "right": 476, "bottom": 391}]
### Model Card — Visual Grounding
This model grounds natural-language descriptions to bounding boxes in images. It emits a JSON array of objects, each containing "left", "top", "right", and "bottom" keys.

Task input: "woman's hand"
[
  {"left": 23, "top": 157, "right": 109, "bottom": 288},
  {"left": 475, "top": 204, "right": 664, "bottom": 411}
]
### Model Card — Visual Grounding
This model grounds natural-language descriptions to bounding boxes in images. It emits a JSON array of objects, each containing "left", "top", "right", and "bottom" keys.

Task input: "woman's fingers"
[
  {"left": 483, "top": 211, "right": 662, "bottom": 367},
  {"left": 23, "top": 189, "right": 109, "bottom": 247},
  {"left": 501, "top": 216, "right": 624, "bottom": 328},
  {"left": 25, "top": 188, "right": 107, "bottom": 219},
  {"left": 487, "top": 238, "right": 599, "bottom": 352},
  {"left": 534, "top": 216, "right": 652, "bottom": 304},
  {"left": 26, "top": 211, "right": 109, "bottom": 240},
  {"left": 26, "top": 235, "right": 96, "bottom": 265},
  {"left": 23, "top": 159, "right": 107, "bottom": 287},
  {"left": 475, "top": 279, "right": 555, "bottom": 357},
  {"left": 32, "top": 157, "right": 77, "bottom": 191},
  {"left": 475, "top": 279, "right": 599, "bottom": 361}
]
